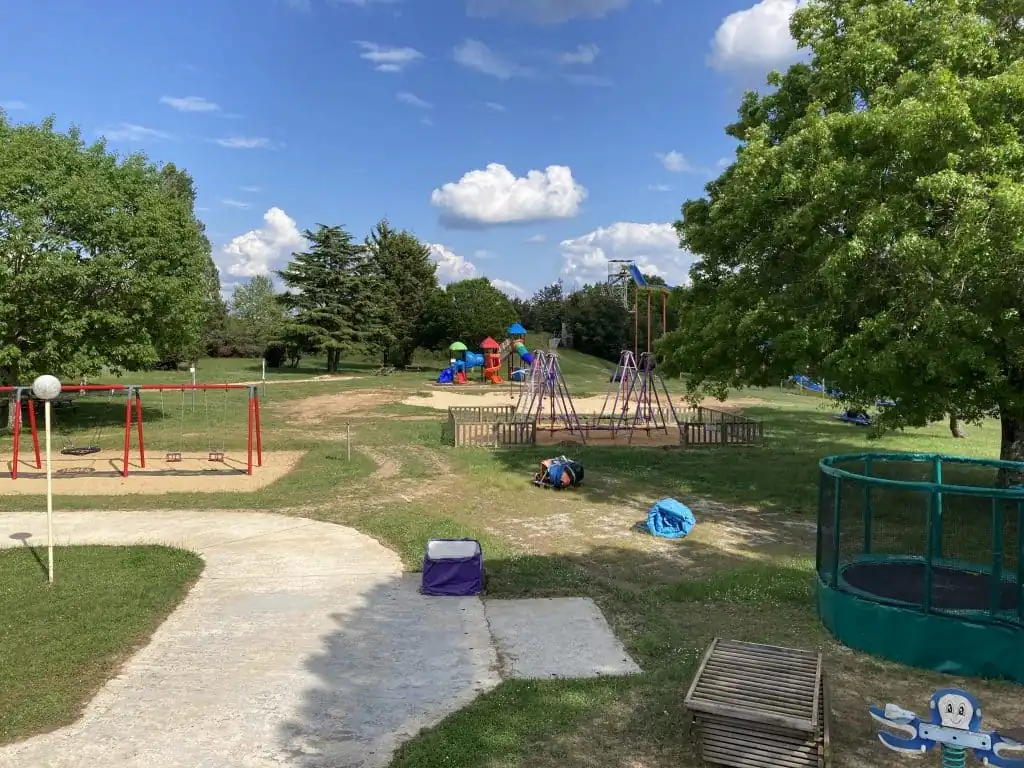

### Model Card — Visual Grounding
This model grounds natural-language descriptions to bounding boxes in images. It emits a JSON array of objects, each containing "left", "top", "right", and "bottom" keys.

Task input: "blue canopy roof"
[{"left": 508, "top": 322, "right": 527, "bottom": 335}]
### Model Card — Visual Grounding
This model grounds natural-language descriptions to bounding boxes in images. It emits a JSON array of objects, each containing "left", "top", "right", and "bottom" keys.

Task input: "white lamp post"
[{"left": 31, "top": 374, "right": 62, "bottom": 584}]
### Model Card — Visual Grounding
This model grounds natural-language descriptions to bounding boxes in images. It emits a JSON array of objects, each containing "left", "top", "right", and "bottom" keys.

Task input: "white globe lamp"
[
  {"left": 32, "top": 374, "right": 62, "bottom": 401},
  {"left": 31, "top": 374, "right": 61, "bottom": 584}
]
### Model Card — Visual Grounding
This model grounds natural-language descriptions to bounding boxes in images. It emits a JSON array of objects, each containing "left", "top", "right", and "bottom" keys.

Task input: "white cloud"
[
  {"left": 239, "top": 185, "right": 262, "bottom": 193},
  {"left": 221, "top": 198, "right": 251, "bottom": 209},
  {"left": 526, "top": 234, "right": 547, "bottom": 243},
  {"left": 453, "top": 39, "right": 528, "bottom": 80},
  {"left": 492, "top": 278, "right": 525, "bottom": 298},
  {"left": 1, "top": 100, "right": 29, "bottom": 111},
  {"left": 465, "top": 0, "right": 629, "bottom": 24},
  {"left": 473, "top": 249, "right": 497, "bottom": 260},
  {"left": 559, "top": 44, "right": 600, "bottom": 65},
  {"left": 648, "top": 183, "right": 672, "bottom": 192},
  {"left": 160, "top": 95, "right": 220, "bottom": 112},
  {"left": 397, "top": 91, "right": 432, "bottom": 108},
  {"left": 427, "top": 243, "right": 478, "bottom": 283},
  {"left": 99, "top": 123, "right": 174, "bottom": 142},
  {"left": 426, "top": 244, "right": 521, "bottom": 295},
  {"left": 222, "top": 207, "right": 305, "bottom": 277},
  {"left": 708, "top": 0, "right": 802, "bottom": 73},
  {"left": 213, "top": 136, "right": 273, "bottom": 149},
  {"left": 431, "top": 163, "right": 587, "bottom": 226},
  {"left": 560, "top": 222, "right": 692, "bottom": 286},
  {"left": 485, "top": 101, "right": 506, "bottom": 112},
  {"left": 354, "top": 41, "right": 423, "bottom": 72},
  {"left": 658, "top": 150, "right": 699, "bottom": 173}
]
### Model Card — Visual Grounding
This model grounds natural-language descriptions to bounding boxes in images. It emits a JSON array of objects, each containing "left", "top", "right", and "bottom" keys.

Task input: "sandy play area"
[
  {"left": 402, "top": 390, "right": 764, "bottom": 416},
  {"left": 534, "top": 425, "right": 682, "bottom": 447},
  {"left": 0, "top": 451, "right": 304, "bottom": 495}
]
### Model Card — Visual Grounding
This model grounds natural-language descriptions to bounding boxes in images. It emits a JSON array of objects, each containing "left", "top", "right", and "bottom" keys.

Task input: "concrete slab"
[
  {"left": 0, "top": 510, "right": 501, "bottom": 768},
  {"left": 484, "top": 597, "right": 642, "bottom": 680}
]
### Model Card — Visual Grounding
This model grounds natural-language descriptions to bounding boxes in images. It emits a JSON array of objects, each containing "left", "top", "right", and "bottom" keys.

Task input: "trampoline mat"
[{"left": 842, "top": 561, "right": 1019, "bottom": 612}]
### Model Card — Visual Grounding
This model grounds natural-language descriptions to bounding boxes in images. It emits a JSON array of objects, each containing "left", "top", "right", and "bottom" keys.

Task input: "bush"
[{"left": 264, "top": 343, "right": 287, "bottom": 368}]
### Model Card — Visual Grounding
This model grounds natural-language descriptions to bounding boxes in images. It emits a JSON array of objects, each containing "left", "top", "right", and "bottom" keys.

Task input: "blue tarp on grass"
[{"left": 645, "top": 498, "right": 696, "bottom": 539}]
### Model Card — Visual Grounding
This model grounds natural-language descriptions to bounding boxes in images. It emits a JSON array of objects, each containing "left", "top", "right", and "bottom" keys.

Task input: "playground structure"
[
  {"left": 789, "top": 374, "right": 895, "bottom": 426},
  {"left": 870, "top": 688, "right": 1024, "bottom": 766},
  {"left": 514, "top": 350, "right": 585, "bottom": 442},
  {"left": 817, "top": 452, "right": 1024, "bottom": 682},
  {"left": 607, "top": 260, "right": 670, "bottom": 361},
  {"left": 437, "top": 324, "right": 537, "bottom": 388},
  {"left": 593, "top": 350, "right": 680, "bottom": 443},
  {"left": 1, "top": 383, "right": 264, "bottom": 479},
  {"left": 445, "top": 348, "right": 764, "bottom": 448}
]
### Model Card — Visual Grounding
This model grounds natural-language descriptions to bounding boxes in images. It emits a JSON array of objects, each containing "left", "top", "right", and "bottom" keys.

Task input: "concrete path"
[{"left": 0, "top": 510, "right": 500, "bottom": 768}]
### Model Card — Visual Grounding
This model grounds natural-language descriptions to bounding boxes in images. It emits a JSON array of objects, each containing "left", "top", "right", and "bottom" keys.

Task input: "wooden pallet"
[{"left": 684, "top": 638, "right": 831, "bottom": 767}]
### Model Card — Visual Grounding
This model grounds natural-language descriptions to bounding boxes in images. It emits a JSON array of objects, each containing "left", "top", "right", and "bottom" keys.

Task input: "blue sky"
[{"left": 1, "top": 0, "right": 802, "bottom": 298}]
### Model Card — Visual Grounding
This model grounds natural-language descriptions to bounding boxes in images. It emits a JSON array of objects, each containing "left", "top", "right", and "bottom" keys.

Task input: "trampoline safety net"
[{"left": 817, "top": 453, "right": 1023, "bottom": 625}]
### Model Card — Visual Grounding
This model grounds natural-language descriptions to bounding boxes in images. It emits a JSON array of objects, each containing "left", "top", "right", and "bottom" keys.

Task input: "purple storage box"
[{"left": 421, "top": 538, "right": 483, "bottom": 596}]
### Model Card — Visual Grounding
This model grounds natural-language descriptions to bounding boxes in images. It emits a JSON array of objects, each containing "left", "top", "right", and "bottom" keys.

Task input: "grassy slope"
[{"left": 0, "top": 546, "right": 203, "bottom": 744}]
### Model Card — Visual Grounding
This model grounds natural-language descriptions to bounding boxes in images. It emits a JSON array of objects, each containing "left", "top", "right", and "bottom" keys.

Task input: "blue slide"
[{"left": 628, "top": 262, "right": 648, "bottom": 287}]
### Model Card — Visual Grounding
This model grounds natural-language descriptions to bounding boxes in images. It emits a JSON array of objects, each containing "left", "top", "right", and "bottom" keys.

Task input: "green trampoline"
[{"left": 816, "top": 452, "right": 1024, "bottom": 682}]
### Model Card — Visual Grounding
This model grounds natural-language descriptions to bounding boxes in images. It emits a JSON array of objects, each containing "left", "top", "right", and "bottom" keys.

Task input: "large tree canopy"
[
  {"left": 364, "top": 218, "right": 438, "bottom": 366},
  {"left": 276, "top": 224, "right": 379, "bottom": 373},
  {"left": 662, "top": 0, "right": 1024, "bottom": 464},
  {"left": 0, "top": 115, "right": 215, "bottom": 386}
]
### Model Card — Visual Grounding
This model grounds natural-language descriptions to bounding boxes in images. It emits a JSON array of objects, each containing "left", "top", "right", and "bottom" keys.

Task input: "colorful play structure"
[
  {"left": 436, "top": 324, "right": 535, "bottom": 386},
  {"left": 870, "top": 688, "right": 1024, "bottom": 765}
]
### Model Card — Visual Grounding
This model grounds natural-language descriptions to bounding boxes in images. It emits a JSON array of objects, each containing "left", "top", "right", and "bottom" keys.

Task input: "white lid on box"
[{"left": 427, "top": 539, "right": 480, "bottom": 560}]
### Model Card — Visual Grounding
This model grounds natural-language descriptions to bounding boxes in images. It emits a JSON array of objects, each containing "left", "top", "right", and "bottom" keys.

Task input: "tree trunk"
[
  {"left": 949, "top": 413, "right": 967, "bottom": 439},
  {"left": 5, "top": 362, "right": 19, "bottom": 429},
  {"left": 998, "top": 412, "right": 1024, "bottom": 487}
]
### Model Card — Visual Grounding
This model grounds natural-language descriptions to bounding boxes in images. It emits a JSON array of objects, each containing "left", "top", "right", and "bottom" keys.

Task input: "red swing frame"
[{"left": 1, "top": 383, "right": 263, "bottom": 479}]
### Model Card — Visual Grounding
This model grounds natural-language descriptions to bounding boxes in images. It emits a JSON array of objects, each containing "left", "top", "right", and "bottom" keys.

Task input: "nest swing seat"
[{"left": 60, "top": 444, "right": 101, "bottom": 457}]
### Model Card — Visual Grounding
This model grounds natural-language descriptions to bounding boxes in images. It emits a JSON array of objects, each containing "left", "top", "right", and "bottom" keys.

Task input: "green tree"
[
  {"left": 0, "top": 115, "right": 212, "bottom": 409},
  {"left": 418, "top": 287, "right": 458, "bottom": 352},
  {"left": 529, "top": 282, "right": 566, "bottom": 336},
  {"left": 446, "top": 278, "right": 517, "bottom": 344},
  {"left": 364, "top": 218, "right": 438, "bottom": 366},
  {"left": 231, "top": 274, "right": 284, "bottom": 355},
  {"left": 565, "top": 284, "right": 631, "bottom": 362},
  {"left": 276, "top": 224, "right": 378, "bottom": 373},
  {"left": 661, "top": 0, "right": 1024, "bottom": 470}
]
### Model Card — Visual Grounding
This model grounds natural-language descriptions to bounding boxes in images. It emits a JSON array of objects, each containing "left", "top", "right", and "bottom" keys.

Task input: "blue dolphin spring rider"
[{"left": 869, "top": 688, "right": 1024, "bottom": 767}]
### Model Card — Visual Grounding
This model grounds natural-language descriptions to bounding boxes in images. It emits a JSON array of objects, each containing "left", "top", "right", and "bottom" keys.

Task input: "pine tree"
[
  {"left": 364, "top": 218, "right": 439, "bottom": 366},
  {"left": 276, "top": 224, "right": 379, "bottom": 373}
]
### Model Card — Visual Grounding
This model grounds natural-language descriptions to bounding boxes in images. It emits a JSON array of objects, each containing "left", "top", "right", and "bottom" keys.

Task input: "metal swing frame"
[{"left": 1, "top": 382, "right": 263, "bottom": 479}]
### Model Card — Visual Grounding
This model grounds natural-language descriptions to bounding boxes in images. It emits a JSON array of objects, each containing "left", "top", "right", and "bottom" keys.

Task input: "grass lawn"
[
  {"left": 1, "top": 355, "right": 1022, "bottom": 766},
  {"left": 0, "top": 545, "right": 203, "bottom": 745}
]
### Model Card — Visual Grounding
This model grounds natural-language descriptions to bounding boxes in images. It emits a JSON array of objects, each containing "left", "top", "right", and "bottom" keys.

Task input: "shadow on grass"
[
  {"left": 279, "top": 528, "right": 821, "bottom": 768},
  {"left": 389, "top": 543, "right": 829, "bottom": 768},
  {"left": 480, "top": 406, "right": 882, "bottom": 517},
  {"left": 467, "top": 402, "right": 1001, "bottom": 519}
]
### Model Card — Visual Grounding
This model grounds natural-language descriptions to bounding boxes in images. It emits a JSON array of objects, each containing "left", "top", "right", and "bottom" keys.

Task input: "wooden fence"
[
  {"left": 447, "top": 408, "right": 537, "bottom": 447},
  {"left": 445, "top": 404, "right": 762, "bottom": 448},
  {"left": 448, "top": 405, "right": 517, "bottom": 422},
  {"left": 679, "top": 419, "right": 764, "bottom": 447}
]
